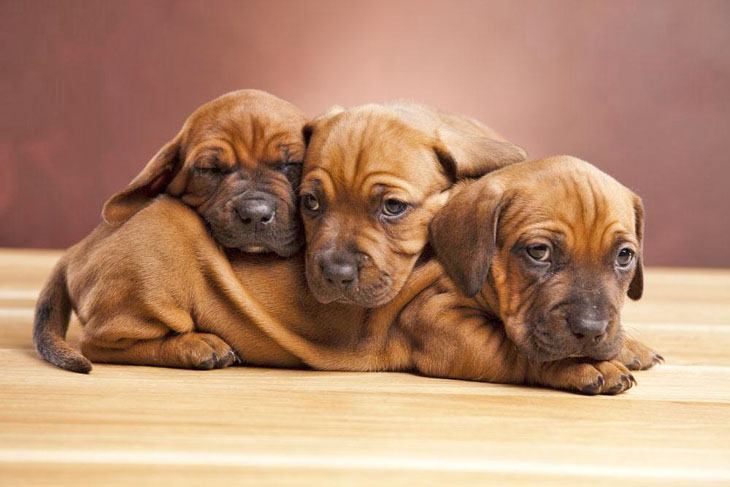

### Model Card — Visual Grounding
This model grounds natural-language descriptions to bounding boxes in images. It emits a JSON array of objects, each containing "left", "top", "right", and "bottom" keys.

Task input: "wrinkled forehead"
[
  {"left": 503, "top": 170, "right": 638, "bottom": 249},
  {"left": 305, "top": 112, "right": 442, "bottom": 190},
  {"left": 182, "top": 100, "right": 306, "bottom": 162}
]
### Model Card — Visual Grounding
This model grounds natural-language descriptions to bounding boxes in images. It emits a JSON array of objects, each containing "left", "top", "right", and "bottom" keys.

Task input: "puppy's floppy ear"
[
  {"left": 628, "top": 194, "right": 645, "bottom": 300},
  {"left": 435, "top": 112, "right": 527, "bottom": 180},
  {"left": 303, "top": 105, "right": 345, "bottom": 146},
  {"left": 430, "top": 179, "right": 507, "bottom": 297},
  {"left": 102, "top": 133, "right": 183, "bottom": 225}
]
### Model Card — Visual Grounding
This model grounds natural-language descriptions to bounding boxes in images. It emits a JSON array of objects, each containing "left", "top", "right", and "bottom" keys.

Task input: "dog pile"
[{"left": 33, "top": 90, "right": 661, "bottom": 395}]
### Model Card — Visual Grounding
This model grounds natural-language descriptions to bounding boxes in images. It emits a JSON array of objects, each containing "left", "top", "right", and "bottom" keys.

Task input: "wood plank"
[{"left": 0, "top": 350, "right": 729, "bottom": 484}]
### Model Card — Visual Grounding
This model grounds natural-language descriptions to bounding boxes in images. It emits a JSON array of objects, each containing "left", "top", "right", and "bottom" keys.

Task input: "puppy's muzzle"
[
  {"left": 318, "top": 250, "right": 359, "bottom": 291},
  {"left": 234, "top": 193, "right": 277, "bottom": 228}
]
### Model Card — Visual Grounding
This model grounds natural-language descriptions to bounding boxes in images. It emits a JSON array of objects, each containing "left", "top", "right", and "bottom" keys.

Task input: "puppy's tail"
[{"left": 33, "top": 258, "right": 92, "bottom": 373}]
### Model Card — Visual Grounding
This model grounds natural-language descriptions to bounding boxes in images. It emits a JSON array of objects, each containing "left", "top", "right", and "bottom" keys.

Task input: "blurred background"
[{"left": 1, "top": 0, "right": 728, "bottom": 267}]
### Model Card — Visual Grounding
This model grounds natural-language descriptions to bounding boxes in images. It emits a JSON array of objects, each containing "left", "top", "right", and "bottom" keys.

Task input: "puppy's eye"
[
  {"left": 382, "top": 198, "right": 409, "bottom": 218},
  {"left": 194, "top": 166, "right": 224, "bottom": 176},
  {"left": 616, "top": 247, "right": 635, "bottom": 268},
  {"left": 526, "top": 244, "right": 551, "bottom": 263},
  {"left": 302, "top": 193, "right": 320, "bottom": 212}
]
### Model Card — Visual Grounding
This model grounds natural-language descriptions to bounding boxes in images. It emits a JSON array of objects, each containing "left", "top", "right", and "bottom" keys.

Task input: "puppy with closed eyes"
[{"left": 34, "top": 89, "right": 306, "bottom": 373}]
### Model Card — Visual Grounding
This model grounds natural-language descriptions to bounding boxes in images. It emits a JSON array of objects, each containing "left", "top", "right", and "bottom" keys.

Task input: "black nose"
[
  {"left": 568, "top": 317, "right": 609, "bottom": 344},
  {"left": 320, "top": 256, "right": 358, "bottom": 289},
  {"left": 236, "top": 198, "right": 275, "bottom": 226}
]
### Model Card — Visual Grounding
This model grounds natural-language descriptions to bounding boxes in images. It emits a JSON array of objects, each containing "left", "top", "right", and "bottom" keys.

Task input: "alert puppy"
[
  {"left": 416, "top": 155, "right": 662, "bottom": 394},
  {"left": 34, "top": 101, "right": 526, "bottom": 373}
]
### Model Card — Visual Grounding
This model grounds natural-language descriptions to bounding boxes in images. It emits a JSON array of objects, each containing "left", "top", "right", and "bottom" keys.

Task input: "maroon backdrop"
[{"left": 1, "top": 0, "right": 729, "bottom": 267}]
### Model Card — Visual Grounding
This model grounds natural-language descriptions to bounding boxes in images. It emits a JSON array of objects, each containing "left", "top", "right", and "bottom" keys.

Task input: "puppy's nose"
[
  {"left": 569, "top": 318, "right": 609, "bottom": 344},
  {"left": 320, "top": 258, "right": 358, "bottom": 289},
  {"left": 237, "top": 199, "right": 275, "bottom": 226}
]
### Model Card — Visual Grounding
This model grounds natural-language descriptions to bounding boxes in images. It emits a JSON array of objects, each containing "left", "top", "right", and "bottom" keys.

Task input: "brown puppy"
[
  {"left": 300, "top": 103, "right": 527, "bottom": 307},
  {"left": 34, "top": 90, "right": 306, "bottom": 373},
  {"left": 415, "top": 155, "right": 662, "bottom": 394}
]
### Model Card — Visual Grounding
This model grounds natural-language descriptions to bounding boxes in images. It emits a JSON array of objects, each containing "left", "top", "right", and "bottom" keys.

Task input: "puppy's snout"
[
  {"left": 319, "top": 253, "right": 358, "bottom": 289},
  {"left": 236, "top": 198, "right": 276, "bottom": 226},
  {"left": 568, "top": 317, "right": 609, "bottom": 344}
]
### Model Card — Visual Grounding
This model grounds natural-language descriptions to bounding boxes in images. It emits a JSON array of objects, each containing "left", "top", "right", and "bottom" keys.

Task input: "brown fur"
[{"left": 33, "top": 90, "right": 306, "bottom": 372}]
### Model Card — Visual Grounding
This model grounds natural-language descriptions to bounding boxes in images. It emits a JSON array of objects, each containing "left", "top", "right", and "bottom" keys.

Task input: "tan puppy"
[
  {"left": 417, "top": 156, "right": 662, "bottom": 394},
  {"left": 34, "top": 90, "right": 306, "bottom": 373},
  {"left": 300, "top": 103, "right": 527, "bottom": 307},
  {"left": 34, "top": 101, "right": 525, "bottom": 373}
]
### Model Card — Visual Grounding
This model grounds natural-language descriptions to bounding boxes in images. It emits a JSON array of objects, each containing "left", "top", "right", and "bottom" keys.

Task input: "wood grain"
[{"left": 1, "top": 248, "right": 729, "bottom": 486}]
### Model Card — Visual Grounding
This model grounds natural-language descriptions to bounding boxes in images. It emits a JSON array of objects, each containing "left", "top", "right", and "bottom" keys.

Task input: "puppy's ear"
[
  {"left": 430, "top": 179, "right": 507, "bottom": 297},
  {"left": 628, "top": 195, "right": 645, "bottom": 300},
  {"left": 303, "top": 105, "right": 345, "bottom": 146},
  {"left": 435, "top": 112, "right": 527, "bottom": 180},
  {"left": 102, "top": 133, "right": 183, "bottom": 225}
]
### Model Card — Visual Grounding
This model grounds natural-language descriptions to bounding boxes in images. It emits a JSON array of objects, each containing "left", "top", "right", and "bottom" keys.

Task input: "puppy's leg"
[
  {"left": 617, "top": 335, "right": 664, "bottom": 371},
  {"left": 527, "top": 359, "right": 635, "bottom": 395},
  {"left": 81, "top": 315, "right": 236, "bottom": 370}
]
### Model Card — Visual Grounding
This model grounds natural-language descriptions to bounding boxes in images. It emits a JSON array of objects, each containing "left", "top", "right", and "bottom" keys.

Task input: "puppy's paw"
[
  {"left": 535, "top": 359, "right": 635, "bottom": 395},
  {"left": 178, "top": 333, "right": 238, "bottom": 370},
  {"left": 618, "top": 336, "right": 664, "bottom": 371}
]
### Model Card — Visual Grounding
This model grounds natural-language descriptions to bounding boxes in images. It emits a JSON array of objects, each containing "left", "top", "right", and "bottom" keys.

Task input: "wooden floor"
[{"left": 1, "top": 248, "right": 729, "bottom": 486}]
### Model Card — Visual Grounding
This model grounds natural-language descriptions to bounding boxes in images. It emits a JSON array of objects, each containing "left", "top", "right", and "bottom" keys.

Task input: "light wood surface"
[{"left": 1, "top": 248, "right": 729, "bottom": 486}]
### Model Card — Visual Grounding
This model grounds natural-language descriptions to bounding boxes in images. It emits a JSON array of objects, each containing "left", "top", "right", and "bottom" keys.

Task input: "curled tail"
[{"left": 33, "top": 259, "right": 92, "bottom": 373}]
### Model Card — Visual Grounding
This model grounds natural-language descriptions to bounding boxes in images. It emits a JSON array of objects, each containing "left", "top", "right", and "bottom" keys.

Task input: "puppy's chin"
[
  {"left": 506, "top": 318, "right": 623, "bottom": 363},
  {"left": 304, "top": 267, "right": 398, "bottom": 308},
  {"left": 205, "top": 216, "right": 302, "bottom": 258}
]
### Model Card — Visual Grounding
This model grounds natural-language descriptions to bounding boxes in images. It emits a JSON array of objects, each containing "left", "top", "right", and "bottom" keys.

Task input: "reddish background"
[{"left": 1, "top": 0, "right": 729, "bottom": 267}]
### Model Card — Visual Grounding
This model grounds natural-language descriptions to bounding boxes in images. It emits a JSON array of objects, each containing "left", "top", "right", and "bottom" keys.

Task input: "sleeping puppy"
[
  {"left": 411, "top": 155, "right": 663, "bottom": 394},
  {"left": 33, "top": 90, "right": 306, "bottom": 373},
  {"left": 33, "top": 101, "right": 526, "bottom": 373}
]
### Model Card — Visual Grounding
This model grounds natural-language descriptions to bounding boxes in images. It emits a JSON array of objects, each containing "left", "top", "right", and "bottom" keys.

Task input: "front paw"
[
  {"left": 618, "top": 336, "right": 664, "bottom": 371},
  {"left": 534, "top": 358, "right": 636, "bottom": 395},
  {"left": 181, "top": 333, "right": 239, "bottom": 370}
]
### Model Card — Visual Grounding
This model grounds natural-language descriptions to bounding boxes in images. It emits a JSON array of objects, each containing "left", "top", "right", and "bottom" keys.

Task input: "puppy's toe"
[
  {"left": 196, "top": 333, "right": 236, "bottom": 369},
  {"left": 536, "top": 360, "right": 606, "bottom": 395},
  {"left": 179, "top": 333, "right": 235, "bottom": 370},
  {"left": 594, "top": 360, "right": 634, "bottom": 395},
  {"left": 618, "top": 337, "right": 662, "bottom": 371}
]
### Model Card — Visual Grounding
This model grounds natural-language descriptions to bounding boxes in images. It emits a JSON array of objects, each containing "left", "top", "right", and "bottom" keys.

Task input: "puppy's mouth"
[
  {"left": 204, "top": 217, "right": 302, "bottom": 258},
  {"left": 241, "top": 245, "right": 268, "bottom": 254},
  {"left": 515, "top": 321, "right": 622, "bottom": 363},
  {"left": 305, "top": 265, "right": 396, "bottom": 308}
]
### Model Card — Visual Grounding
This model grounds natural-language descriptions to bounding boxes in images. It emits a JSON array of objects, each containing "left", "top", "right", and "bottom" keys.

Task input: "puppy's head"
[
  {"left": 102, "top": 89, "right": 307, "bottom": 257},
  {"left": 430, "top": 156, "right": 644, "bottom": 362},
  {"left": 301, "top": 103, "right": 527, "bottom": 307}
]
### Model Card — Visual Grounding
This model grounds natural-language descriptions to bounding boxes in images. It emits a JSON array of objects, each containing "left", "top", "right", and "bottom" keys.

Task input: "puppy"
[
  {"left": 410, "top": 155, "right": 663, "bottom": 394},
  {"left": 33, "top": 90, "right": 306, "bottom": 373},
  {"left": 300, "top": 102, "right": 527, "bottom": 307}
]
